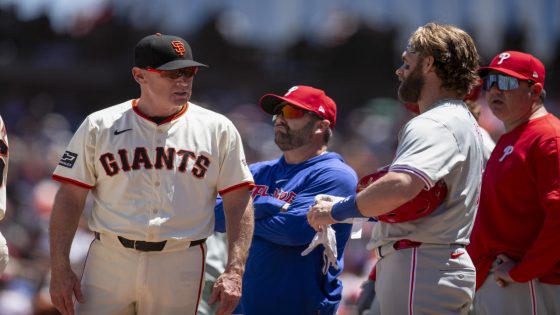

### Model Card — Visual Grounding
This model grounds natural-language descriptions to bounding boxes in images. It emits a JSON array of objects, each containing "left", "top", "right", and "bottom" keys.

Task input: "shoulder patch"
[{"left": 59, "top": 151, "right": 78, "bottom": 168}]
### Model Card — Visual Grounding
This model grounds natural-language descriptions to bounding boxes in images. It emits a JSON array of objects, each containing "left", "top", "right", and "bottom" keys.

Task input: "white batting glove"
[
  {"left": 301, "top": 229, "right": 324, "bottom": 256},
  {"left": 301, "top": 225, "right": 339, "bottom": 274},
  {"left": 321, "top": 225, "right": 339, "bottom": 274}
]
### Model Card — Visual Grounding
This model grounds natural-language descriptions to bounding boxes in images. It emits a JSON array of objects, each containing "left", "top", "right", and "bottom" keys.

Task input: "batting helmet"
[{"left": 357, "top": 170, "right": 447, "bottom": 223}]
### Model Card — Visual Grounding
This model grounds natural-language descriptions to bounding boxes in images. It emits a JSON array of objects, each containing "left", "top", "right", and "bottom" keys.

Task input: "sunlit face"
[
  {"left": 273, "top": 103, "right": 319, "bottom": 151},
  {"left": 484, "top": 71, "right": 534, "bottom": 130},
  {"left": 396, "top": 50, "right": 425, "bottom": 103},
  {"left": 140, "top": 67, "right": 196, "bottom": 107}
]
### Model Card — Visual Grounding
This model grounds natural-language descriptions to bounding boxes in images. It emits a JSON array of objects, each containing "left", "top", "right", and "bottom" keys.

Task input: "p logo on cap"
[
  {"left": 497, "top": 52, "right": 510, "bottom": 65},
  {"left": 285, "top": 86, "right": 298, "bottom": 96},
  {"left": 479, "top": 50, "right": 545, "bottom": 86}
]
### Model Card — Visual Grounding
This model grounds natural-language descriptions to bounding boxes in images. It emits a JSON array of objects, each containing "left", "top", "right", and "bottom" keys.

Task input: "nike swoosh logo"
[
  {"left": 114, "top": 128, "right": 132, "bottom": 135},
  {"left": 275, "top": 179, "right": 288, "bottom": 184},
  {"left": 450, "top": 252, "right": 465, "bottom": 259}
]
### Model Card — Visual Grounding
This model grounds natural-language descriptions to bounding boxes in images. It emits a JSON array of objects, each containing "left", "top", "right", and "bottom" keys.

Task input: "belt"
[
  {"left": 373, "top": 239, "right": 466, "bottom": 260},
  {"left": 374, "top": 239, "right": 422, "bottom": 259},
  {"left": 94, "top": 232, "right": 206, "bottom": 252}
]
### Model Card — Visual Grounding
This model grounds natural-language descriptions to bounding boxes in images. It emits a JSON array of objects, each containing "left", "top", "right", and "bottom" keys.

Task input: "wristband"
[{"left": 331, "top": 195, "right": 365, "bottom": 221}]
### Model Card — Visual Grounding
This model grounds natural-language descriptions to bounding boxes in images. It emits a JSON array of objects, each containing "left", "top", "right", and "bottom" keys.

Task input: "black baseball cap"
[{"left": 134, "top": 33, "right": 208, "bottom": 70}]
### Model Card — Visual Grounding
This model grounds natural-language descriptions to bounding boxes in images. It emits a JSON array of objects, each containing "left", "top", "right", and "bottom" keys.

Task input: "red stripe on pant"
[{"left": 409, "top": 247, "right": 418, "bottom": 315}]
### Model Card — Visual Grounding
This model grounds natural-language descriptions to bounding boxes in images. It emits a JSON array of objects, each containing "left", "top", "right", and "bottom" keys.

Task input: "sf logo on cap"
[
  {"left": 497, "top": 52, "right": 510, "bottom": 65},
  {"left": 171, "top": 41, "right": 186, "bottom": 56}
]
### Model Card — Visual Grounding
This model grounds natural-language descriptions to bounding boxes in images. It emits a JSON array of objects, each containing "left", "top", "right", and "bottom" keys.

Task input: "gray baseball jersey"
[
  {"left": 368, "top": 99, "right": 483, "bottom": 314},
  {"left": 369, "top": 99, "right": 483, "bottom": 248}
]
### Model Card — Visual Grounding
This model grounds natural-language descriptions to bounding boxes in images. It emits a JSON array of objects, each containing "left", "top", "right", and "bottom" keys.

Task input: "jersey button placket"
[{"left": 147, "top": 125, "right": 160, "bottom": 242}]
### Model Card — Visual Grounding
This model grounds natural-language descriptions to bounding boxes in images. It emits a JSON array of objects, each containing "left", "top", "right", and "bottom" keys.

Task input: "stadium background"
[{"left": 0, "top": 0, "right": 559, "bottom": 314}]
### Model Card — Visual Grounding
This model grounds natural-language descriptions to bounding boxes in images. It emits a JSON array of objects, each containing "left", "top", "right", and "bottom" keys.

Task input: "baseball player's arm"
[
  {"left": 256, "top": 168, "right": 357, "bottom": 246},
  {"left": 308, "top": 171, "right": 424, "bottom": 229},
  {"left": 508, "top": 213, "right": 560, "bottom": 282},
  {"left": 214, "top": 194, "right": 284, "bottom": 233},
  {"left": 49, "top": 182, "right": 88, "bottom": 315},
  {"left": 507, "top": 139, "right": 560, "bottom": 282},
  {"left": 209, "top": 186, "right": 253, "bottom": 315},
  {"left": 356, "top": 171, "right": 425, "bottom": 217}
]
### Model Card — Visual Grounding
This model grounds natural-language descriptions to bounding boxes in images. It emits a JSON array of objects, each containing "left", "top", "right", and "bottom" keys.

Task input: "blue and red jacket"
[{"left": 216, "top": 152, "right": 357, "bottom": 315}]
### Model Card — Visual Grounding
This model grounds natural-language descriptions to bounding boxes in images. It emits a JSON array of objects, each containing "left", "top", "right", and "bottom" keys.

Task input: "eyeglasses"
[
  {"left": 483, "top": 74, "right": 532, "bottom": 91},
  {"left": 146, "top": 67, "right": 198, "bottom": 79}
]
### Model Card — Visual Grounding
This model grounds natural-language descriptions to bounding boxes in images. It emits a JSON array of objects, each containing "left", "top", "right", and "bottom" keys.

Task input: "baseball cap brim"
[
  {"left": 156, "top": 59, "right": 208, "bottom": 70},
  {"left": 259, "top": 94, "right": 313, "bottom": 115},
  {"left": 478, "top": 66, "right": 531, "bottom": 81}
]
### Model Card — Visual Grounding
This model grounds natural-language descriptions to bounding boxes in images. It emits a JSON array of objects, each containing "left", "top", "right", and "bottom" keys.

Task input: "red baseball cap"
[
  {"left": 479, "top": 51, "right": 545, "bottom": 86},
  {"left": 259, "top": 85, "right": 337, "bottom": 128}
]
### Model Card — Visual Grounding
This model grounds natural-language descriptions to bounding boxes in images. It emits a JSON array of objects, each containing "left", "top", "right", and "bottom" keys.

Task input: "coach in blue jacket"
[{"left": 216, "top": 85, "right": 357, "bottom": 314}]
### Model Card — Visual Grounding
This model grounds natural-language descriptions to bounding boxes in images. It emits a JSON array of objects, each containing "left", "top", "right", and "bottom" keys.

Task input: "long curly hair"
[{"left": 408, "top": 23, "right": 480, "bottom": 98}]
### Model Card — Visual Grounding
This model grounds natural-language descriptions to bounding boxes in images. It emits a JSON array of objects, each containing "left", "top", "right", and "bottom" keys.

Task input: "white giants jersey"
[
  {"left": 0, "top": 116, "right": 7, "bottom": 219},
  {"left": 53, "top": 99, "right": 254, "bottom": 241},
  {"left": 369, "top": 99, "right": 483, "bottom": 248}
]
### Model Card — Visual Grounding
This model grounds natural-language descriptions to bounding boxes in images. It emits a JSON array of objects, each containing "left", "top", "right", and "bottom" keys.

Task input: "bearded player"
[{"left": 308, "top": 23, "right": 483, "bottom": 314}]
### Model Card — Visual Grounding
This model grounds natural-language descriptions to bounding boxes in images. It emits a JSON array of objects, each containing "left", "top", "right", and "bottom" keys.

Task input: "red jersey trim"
[
  {"left": 131, "top": 99, "right": 189, "bottom": 125},
  {"left": 52, "top": 175, "right": 93, "bottom": 189},
  {"left": 219, "top": 182, "right": 255, "bottom": 195}
]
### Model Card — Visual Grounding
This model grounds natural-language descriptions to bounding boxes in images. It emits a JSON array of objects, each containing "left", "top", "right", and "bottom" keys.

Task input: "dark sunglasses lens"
[
  {"left": 483, "top": 74, "right": 520, "bottom": 91},
  {"left": 162, "top": 68, "right": 198, "bottom": 79},
  {"left": 501, "top": 75, "right": 519, "bottom": 90},
  {"left": 181, "top": 67, "right": 198, "bottom": 78}
]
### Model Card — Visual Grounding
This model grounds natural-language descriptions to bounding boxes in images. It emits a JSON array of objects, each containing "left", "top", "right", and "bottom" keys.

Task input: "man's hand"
[
  {"left": 209, "top": 271, "right": 243, "bottom": 315},
  {"left": 49, "top": 266, "right": 85, "bottom": 315},
  {"left": 493, "top": 254, "right": 516, "bottom": 287},
  {"left": 307, "top": 198, "right": 337, "bottom": 231}
]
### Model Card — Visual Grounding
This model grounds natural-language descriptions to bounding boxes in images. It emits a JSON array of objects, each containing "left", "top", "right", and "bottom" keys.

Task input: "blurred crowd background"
[{"left": 0, "top": 0, "right": 559, "bottom": 314}]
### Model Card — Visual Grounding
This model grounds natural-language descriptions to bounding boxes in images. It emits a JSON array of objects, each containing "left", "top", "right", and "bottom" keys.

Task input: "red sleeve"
[{"left": 510, "top": 137, "right": 560, "bottom": 282}]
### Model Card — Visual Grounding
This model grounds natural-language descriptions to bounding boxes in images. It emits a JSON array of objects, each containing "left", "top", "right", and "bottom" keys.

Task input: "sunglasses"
[
  {"left": 146, "top": 67, "right": 198, "bottom": 79},
  {"left": 482, "top": 74, "right": 531, "bottom": 91},
  {"left": 273, "top": 104, "right": 318, "bottom": 121}
]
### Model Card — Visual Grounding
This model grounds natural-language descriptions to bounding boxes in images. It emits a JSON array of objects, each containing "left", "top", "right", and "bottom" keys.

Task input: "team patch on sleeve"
[{"left": 59, "top": 151, "right": 78, "bottom": 168}]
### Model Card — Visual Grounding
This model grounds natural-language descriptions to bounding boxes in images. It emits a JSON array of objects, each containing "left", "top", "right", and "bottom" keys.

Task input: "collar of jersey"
[{"left": 132, "top": 99, "right": 189, "bottom": 125}]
